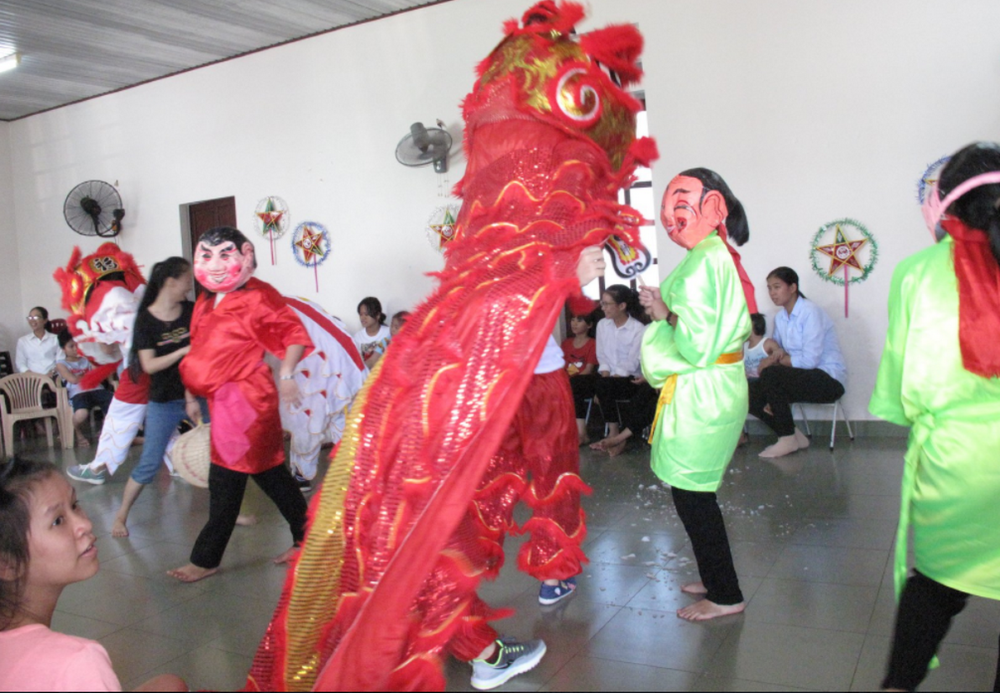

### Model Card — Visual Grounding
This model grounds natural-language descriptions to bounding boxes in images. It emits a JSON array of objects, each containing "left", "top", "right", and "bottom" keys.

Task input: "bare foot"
[
  {"left": 589, "top": 439, "right": 608, "bottom": 451},
  {"left": 738, "top": 431, "right": 749, "bottom": 447},
  {"left": 273, "top": 546, "right": 300, "bottom": 565},
  {"left": 681, "top": 581, "right": 708, "bottom": 595},
  {"left": 167, "top": 564, "right": 219, "bottom": 583},
  {"left": 131, "top": 436, "right": 144, "bottom": 446},
  {"left": 76, "top": 435, "right": 91, "bottom": 448},
  {"left": 677, "top": 599, "right": 745, "bottom": 621},
  {"left": 579, "top": 435, "right": 591, "bottom": 447},
  {"left": 235, "top": 514, "right": 258, "bottom": 527},
  {"left": 111, "top": 517, "right": 130, "bottom": 538},
  {"left": 605, "top": 440, "right": 627, "bottom": 458}
]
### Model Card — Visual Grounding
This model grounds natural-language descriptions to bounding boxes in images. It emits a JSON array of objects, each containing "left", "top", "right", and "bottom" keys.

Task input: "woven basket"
[{"left": 170, "top": 423, "right": 211, "bottom": 488}]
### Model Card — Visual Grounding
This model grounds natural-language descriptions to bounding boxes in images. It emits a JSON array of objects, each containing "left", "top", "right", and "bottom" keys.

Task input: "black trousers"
[
  {"left": 671, "top": 486, "right": 743, "bottom": 605},
  {"left": 884, "top": 570, "right": 1000, "bottom": 692},
  {"left": 570, "top": 373, "right": 599, "bottom": 419},
  {"left": 190, "top": 463, "right": 308, "bottom": 569},
  {"left": 748, "top": 365, "right": 844, "bottom": 437}
]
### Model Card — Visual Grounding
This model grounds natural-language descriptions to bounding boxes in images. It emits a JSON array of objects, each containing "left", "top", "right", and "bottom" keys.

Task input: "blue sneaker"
[
  {"left": 67, "top": 464, "right": 106, "bottom": 485},
  {"left": 471, "top": 637, "right": 546, "bottom": 690},
  {"left": 538, "top": 576, "right": 577, "bottom": 605}
]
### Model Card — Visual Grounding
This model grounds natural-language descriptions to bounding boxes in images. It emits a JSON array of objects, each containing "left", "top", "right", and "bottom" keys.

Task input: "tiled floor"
[{"left": 19, "top": 432, "right": 1000, "bottom": 691}]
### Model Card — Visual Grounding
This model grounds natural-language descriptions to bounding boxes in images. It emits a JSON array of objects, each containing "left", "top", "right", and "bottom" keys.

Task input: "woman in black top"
[{"left": 110, "top": 258, "right": 204, "bottom": 537}]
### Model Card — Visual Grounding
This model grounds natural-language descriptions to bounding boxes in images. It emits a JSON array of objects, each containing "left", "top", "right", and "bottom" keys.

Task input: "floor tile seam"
[
  {"left": 738, "top": 611, "right": 875, "bottom": 636},
  {"left": 580, "top": 650, "right": 719, "bottom": 677}
]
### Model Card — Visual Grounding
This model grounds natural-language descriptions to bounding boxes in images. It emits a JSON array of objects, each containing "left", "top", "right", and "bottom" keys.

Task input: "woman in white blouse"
[{"left": 15, "top": 307, "right": 59, "bottom": 378}]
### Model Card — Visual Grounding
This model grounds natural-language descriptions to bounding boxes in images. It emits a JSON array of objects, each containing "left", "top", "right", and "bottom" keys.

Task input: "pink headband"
[{"left": 922, "top": 170, "right": 1000, "bottom": 236}]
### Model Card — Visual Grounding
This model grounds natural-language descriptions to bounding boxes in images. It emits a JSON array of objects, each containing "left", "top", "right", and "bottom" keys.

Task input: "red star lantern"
[
  {"left": 815, "top": 225, "right": 867, "bottom": 276},
  {"left": 295, "top": 225, "right": 326, "bottom": 264}
]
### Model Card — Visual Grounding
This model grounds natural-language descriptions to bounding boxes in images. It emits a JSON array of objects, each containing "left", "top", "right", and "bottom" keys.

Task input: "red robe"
[{"left": 181, "top": 278, "right": 313, "bottom": 474}]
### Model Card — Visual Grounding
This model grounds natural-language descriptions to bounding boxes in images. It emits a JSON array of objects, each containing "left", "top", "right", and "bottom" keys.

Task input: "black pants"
[
  {"left": 671, "top": 486, "right": 743, "bottom": 605},
  {"left": 593, "top": 376, "right": 648, "bottom": 431},
  {"left": 748, "top": 365, "right": 844, "bottom": 437},
  {"left": 190, "top": 463, "right": 308, "bottom": 569},
  {"left": 570, "top": 373, "right": 599, "bottom": 419},
  {"left": 884, "top": 570, "right": 1000, "bottom": 692}
]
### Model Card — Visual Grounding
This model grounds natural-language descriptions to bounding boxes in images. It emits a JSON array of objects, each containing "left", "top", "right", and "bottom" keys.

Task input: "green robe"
[
  {"left": 870, "top": 235, "right": 1000, "bottom": 601},
  {"left": 641, "top": 233, "right": 751, "bottom": 493}
]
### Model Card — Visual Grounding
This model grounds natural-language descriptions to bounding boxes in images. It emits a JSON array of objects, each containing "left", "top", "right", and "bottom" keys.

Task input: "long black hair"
[
  {"left": 677, "top": 167, "right": 749, "bottom": 246},
  {"left": 128, "top": 257, "right": 191, "bottom": 381},
  {"left": 938, "top": 141, "right": 1000, "bottom": 266},
  {"left": 0, "top": 457, "right": 59, "bottom": 630},
  {"left": 767, "top": 266, "right": 806, "bottom": 300}
]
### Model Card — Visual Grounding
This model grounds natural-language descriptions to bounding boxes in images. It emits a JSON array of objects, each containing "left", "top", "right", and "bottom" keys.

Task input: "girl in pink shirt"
[{"left": 0, "top": 457, "right": 185, "bottom": 692}]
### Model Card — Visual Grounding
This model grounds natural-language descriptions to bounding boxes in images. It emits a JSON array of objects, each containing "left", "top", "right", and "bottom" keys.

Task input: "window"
[{"left": 582, "top": 95, "right": 658, "bottom": 300}]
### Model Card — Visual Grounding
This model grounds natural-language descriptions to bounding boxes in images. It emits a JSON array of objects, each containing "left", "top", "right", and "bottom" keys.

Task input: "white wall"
[
  {"left": 0, "top": 121, "right": 24, "bottom": 353},
  {"left": 6, "top": 0, "right": 1000, "bottom": 419}
]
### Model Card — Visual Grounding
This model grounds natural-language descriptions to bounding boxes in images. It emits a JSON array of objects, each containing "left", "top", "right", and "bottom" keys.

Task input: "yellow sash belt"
[{"left": 647, "top": 350, "right": 744, "bottom": 444}]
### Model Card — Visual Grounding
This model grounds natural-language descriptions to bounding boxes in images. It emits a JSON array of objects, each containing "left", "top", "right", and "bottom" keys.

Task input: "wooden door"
[
  {"left": 188, "top": 196, "right": 237, "bottom": 251},
  {"left": 188, "top": 197, "right": 237, "bottom": 296}
]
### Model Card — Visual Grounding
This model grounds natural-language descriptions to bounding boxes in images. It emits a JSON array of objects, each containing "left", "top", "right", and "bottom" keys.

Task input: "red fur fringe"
[{"left": 580, "top": 25, "right": 645, "bottom": 87}]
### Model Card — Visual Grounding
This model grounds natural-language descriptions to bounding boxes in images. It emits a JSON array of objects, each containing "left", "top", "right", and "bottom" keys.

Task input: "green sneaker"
[
  {"left": 471, "top": 637, "right": 546, "bottom": 690},
  {"left": 67, "top": 464, "right": 107, "bottom": 485}
]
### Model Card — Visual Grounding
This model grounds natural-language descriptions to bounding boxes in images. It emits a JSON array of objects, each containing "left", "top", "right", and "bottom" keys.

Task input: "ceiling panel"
[{"left": 0, "top": 0, "right": 452, "bottom": 120}]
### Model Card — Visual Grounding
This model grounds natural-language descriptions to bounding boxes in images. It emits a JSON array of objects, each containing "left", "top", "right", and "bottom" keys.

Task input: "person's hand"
[
  {"left": 631, "top": 375, "right": 646, "bottom": 385},
  {"left": 638, "top": 286, "right": 671, "bottom": 322},
  {"left": 279, "top": 377, "right": 302, "bottom": 409},
  {"left": 576, "top": 246, "right": 606, "bottom": 287},
  {"left": 185, "top": 399, "right": 202, "bottom": 425}
]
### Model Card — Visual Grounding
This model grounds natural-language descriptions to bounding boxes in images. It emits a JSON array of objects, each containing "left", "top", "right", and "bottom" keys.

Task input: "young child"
[
  {"left": 390, "top": 310, "right": 410, "bottom": 338},
  {"left": 55, "top": 332, "right": 114, "bottom": 448},
  {"left": 562, "top": 308, "right": 599, "bottom": 445},
  {"left": 0, "top": 457, "right": 185, "bottom": 692},
  {"left": 743, "top": 313, "right": 782, "bottom": 381}
]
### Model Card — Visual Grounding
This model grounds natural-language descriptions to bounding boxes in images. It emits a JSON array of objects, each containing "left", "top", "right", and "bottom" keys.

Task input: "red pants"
[{"left": 409, "top": 370, "right": 591, "bottom": 665}]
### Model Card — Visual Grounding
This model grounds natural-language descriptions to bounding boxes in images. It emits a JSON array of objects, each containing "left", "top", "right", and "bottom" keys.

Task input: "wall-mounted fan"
[
  {"left": 63, "top": 180, "right": 125, "bottom": 237},
  {"left": 395, "top": 121, "right": 453, "bottom": 173}
]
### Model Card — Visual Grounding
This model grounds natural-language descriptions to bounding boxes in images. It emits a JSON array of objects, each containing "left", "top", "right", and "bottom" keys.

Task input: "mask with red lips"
[{"left": 194, "top": 227, "right": 256, "bottom": 293}]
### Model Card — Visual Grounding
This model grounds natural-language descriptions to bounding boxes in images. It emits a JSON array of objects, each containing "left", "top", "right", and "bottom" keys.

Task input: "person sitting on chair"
[
  {"left": 750, "top": 267, "right": 846, "bottom": 459},
  {"left": 55, "top": 332, "right": 113, "bottom": 448}
]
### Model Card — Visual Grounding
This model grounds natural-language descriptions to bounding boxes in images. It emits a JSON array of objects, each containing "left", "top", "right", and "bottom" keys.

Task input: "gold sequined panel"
[{"left": 282, "top": 358, "right": 383, "bottom": 691}]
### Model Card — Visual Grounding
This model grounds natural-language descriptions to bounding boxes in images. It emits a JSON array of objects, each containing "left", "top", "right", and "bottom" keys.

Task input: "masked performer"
[
  {"left": 246, "top": 3, "right": 656, "bottom": 691},
  {"left": 640, "top": 169, "right": 757, "bottom": 622},
  {"left": 167, "top": 227, "right": 312, "bottom": 583},
  {"left": 55, "top": 244, "right": 156, "bottom": 486},
  {"left": 280, "top": 296, "right": 368, "bottom": 491},
  {"left": 870, "top": 142, "right": 1000, "bottom": 692}
]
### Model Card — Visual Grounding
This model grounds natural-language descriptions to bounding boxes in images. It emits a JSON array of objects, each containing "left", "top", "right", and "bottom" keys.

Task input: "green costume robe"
[
  {"left": 641, "top": 233, "right": 751, "bottom": 493},
  {"left": 870, "top": 235, "right": 1000, "bottom": 601}
]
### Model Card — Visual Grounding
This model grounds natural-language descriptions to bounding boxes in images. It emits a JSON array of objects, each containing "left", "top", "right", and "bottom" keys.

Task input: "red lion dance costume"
[{"left": 247, "top": 3, "right": 655, "bottom": 690}]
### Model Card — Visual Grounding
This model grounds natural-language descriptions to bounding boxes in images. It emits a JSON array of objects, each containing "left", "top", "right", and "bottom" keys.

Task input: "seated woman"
[
  {"left": 55, "top": 332, "right": 114, "bottom": 448},
  {"left": 750, "top": 267, "right": 847, "bottom": 459},
  {"left": 588, "top": 284, "right": 653, "bottom": 457},
  {"left": 563, "top": 307, "right": 600, "bottom": 444}
]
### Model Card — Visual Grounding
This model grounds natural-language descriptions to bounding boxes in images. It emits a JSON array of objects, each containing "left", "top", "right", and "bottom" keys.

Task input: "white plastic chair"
[
  {"left": 0, "top": 373, "right": 70, "bottom": 457},
  {"left": 794, "top": 399, "right": 854, "bottom": 450}
]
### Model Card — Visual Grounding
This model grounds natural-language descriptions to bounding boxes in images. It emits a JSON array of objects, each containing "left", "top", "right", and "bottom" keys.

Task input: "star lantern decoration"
[
  {"left": 295, "top": 224, "right": 326, "bottom": 264},
  {"left": 291, "top": 221, "right": 331, "bottom": 293},
  {"left": 254, "top": 196, "right": 290, "bottom": 265},
  {"left": 815, "top": 225, "right": 867, "bottom": 275},
  {"left": 809, "top": 218, "right": 879, "bottom": 319},
  {"left": 426, "top": 204, "right": 462, "bottom": 252}
]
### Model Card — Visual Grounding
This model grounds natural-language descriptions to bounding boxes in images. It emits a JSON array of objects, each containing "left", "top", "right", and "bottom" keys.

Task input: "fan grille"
[{"left": 64, "top": 180, "right": 123, "bottom": 237}]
